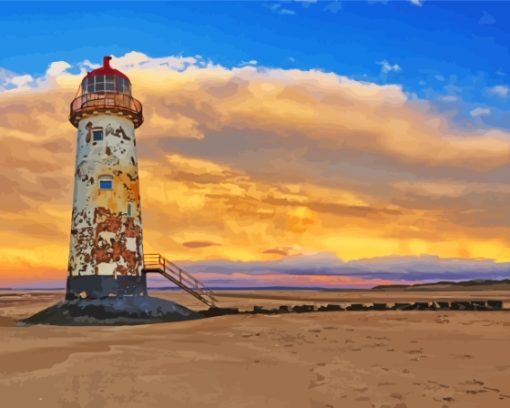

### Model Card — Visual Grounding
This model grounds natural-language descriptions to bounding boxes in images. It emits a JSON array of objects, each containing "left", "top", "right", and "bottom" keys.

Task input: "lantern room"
[
  {"left": 81, "top": 56, "right": 132, "bottom": 95},
  {"left": 69, "top": 56, "right": 143, "bottom": 129}
]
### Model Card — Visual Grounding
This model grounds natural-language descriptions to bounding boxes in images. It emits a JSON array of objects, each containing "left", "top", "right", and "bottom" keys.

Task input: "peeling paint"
[
  {"left": 126, "top": 237, "right": 137, "bottom": 252},
  {"left": 85, "top": 121, "right": 93, "bottom": 143},
  {"left": 68, "top": 115, "right": 144, "bottom": 279}
]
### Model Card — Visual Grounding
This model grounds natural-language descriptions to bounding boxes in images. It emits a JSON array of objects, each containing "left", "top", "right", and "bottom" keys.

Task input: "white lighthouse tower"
[
  {"left": 67, "top": 56, "right": 146, "bottom": 299},
  {"left": 23, "top": 56, "right": 213, "bottom": 325}
]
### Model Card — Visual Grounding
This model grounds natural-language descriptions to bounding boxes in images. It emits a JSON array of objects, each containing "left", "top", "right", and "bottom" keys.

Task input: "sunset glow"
[{"left": 2, "top": 2, "right": 510, "bottom": 287}]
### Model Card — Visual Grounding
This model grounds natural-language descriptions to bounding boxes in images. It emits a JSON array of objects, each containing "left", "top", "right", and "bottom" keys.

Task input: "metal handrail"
[
  {"left": 69, "top": 91, "right": 143, "bottom": 128},
  {"left": 143, "top": 253, "right": 217, "bottom": 306}
]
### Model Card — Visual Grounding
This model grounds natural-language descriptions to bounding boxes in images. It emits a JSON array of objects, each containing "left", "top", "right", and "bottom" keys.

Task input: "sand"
[{"left": 1, "top": 290, "right": 510, "bottom": 407}]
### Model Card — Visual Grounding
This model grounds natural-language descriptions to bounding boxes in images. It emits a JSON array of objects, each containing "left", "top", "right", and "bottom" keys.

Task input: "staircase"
[{"left": 143, "top": 253, "right": 217, "bottom": 308}]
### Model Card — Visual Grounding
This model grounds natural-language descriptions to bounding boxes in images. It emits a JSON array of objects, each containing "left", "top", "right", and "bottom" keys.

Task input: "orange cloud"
[
  {"left": 2, "top": 51, "right": 510, "bottom": 287},
  {"left": 182, "top": 241, "right": 221, "bottom": 249}
]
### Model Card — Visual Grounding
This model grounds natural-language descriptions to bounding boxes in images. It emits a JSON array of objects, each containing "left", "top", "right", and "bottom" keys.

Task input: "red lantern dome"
[
  {"left": 84, "top": 56, "right": 130, "bottom": 81},
  {"left": 69, "top": 56, "right": 143, "bottom": 128}
]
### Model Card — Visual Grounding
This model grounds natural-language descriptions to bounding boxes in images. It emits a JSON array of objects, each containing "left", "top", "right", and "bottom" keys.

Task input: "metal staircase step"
[{"left": 142, "top": 253, "right": 216, "bottom": 307}]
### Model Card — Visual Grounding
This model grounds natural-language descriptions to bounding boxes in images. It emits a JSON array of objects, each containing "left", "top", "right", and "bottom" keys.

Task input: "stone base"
[
  {"left": 19, "top": 296, "right": 203, "bottom": 326},
  {"left": 66, "top": 275, "right": 147, "bottom": 300}
]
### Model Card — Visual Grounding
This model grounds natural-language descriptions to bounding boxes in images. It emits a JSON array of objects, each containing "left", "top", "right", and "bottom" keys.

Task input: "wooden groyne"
[{"left": 201, "top": 299, "right": 505, "bottom": 317}]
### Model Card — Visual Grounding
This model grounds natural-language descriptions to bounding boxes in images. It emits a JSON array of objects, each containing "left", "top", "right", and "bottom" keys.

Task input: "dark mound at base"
[{"left": 19, "top": 296, "right": 203, "bottom": 326}]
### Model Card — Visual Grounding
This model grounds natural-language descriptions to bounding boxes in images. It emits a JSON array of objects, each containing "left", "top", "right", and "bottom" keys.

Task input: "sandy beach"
[{"left": 1, "top": 290, "right": 510, "bottom": 408}]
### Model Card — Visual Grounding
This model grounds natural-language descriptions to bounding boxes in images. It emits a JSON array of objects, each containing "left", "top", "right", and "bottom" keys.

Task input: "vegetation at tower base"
[{"left": 19, "top": 296, "right": 203, "bottom": 326}]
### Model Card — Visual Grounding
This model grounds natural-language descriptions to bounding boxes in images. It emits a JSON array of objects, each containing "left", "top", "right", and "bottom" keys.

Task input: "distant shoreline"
[
  {"left": 0, "top": 286, "right": 367, "bottom": 292},
  {"left": 3, "top": 279, "right": 510, "bottom": 292},
  {"left": 372, "top": 279, "right": 510, "bottom": 291}
]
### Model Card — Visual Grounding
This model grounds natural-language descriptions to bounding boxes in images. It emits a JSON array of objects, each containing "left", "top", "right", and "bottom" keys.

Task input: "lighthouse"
[
  {"left": 22, "top": 56, "right": 212, "bottom": 325},
  {"left": 67, "top": 56, "right": 146, "bottom": 299}
]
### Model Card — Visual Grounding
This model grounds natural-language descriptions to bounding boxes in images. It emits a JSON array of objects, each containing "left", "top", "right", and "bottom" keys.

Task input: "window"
[
  {"left": 92, "top": 129, "right": 104, "bottom": 141},
  {"left": 127, "top": 203, "right": 132, "bottom": 217},
  {"left": 105, "top": 75, "right": 114, "bottom": 88},
  {"left": 82, "top": 75, "right": 132, "bottom": 94},
  {"left": 115, "top": 77, "right": 123, "bottom": 93},
  {"left": 122, "top": 79, "right": 132, "bottom": 94},
  {"left": 99, "top": 176, "right": 113, "bottom": 190}
]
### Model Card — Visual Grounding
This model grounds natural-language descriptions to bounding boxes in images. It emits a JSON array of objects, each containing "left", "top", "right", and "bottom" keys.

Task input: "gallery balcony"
[{"left": 69, "top": 91, "right": 143, "bottom": 128}]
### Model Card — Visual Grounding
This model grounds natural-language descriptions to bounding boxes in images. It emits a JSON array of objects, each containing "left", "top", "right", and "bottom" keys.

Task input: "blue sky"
[{"left": 1, "top": 1, "right": 510, "bottom": 128}]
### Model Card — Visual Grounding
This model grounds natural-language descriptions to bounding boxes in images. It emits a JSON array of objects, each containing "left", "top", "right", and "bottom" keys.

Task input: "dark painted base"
[
  {"left": 19, "top": 296, "right": 203, "bottom": 326},
  {"left": 66, "top": 275, "right": 147, "bottom": 300}
]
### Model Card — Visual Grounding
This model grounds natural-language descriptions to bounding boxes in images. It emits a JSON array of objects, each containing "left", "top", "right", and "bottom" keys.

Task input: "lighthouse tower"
[
  {"left": 22, "top": 56, "right": 206, "bottom": 325},
  {"left": 67, "top": 56, "right": 145, "bottom": 300}
]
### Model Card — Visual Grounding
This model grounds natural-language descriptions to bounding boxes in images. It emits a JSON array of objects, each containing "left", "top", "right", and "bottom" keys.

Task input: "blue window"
[
  {"left": 127, "top": 203, "right": 132, "bottom": 216},
  {"left": 99, "top": 176, "right": 113, "bottom": 190},
  {"left": 93, "top": 129, "right": 104, "bottom": 141}
]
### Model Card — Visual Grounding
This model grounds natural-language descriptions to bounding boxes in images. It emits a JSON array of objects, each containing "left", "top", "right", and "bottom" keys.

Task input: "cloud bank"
[
  {"left": 172, "top": 253, "right": 510, "bottom": 288},
  {"left": 2, "top": 51, "right": 510, "bottom": 287}
]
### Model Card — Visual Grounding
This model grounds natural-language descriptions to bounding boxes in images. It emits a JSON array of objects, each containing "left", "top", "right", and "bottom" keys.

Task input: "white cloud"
[
  {"left": 240, "top": 60, "right": 258, "bottom": 67},
  {"left": 46, "top": 61, "right": 71, "bottom": 77},
  {"left": 377, "top": 60, "right": 402, "bottom": 74},
  {"left": 488, "top": 85, "right": 509, "bottom": 98},
  {"left": 10, "top": 74, "right": 34, "bottom": 89},
  {"left": 78, "top": 59, "right": 100, "bottom": 74},
  {"left": 280, "top": 8, "right": 296, "bottom": 15},
  {"left": 470, "top": 107, "right": 492, "bottom": 118},
  {"left": 409, "top": 0, "right": 423, "bottom": 6},
  {"left": 112, "top": 51, "right": 200, "bottom": 72},
  {"left": 0, "top": 68, "right": 16, "bottom": 91},
  {"left": 324, "top": 1, "right": 342, "bottom": 13},
  {"left": 295, "top": 0, "right": 317, "bottom": 8},
  {"left": 1, "top": 63, "right": 68, "bottom": 93},
  {"left": 479, "top": 11, "right": 495, "bottom": 25},
  {"left": 270, "top": 3, "right": 296, "bottom": 15},
  {"left": 438, "top": 95, "right": 458, "bottom": 103}
]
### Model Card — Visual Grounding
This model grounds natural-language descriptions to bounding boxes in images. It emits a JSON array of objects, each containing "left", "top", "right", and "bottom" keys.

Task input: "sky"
[{"left": 2, "top": 1, "right": 510, "bottom": 288}]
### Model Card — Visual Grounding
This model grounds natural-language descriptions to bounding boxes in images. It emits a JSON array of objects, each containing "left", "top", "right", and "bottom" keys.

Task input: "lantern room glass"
[{"left": 82, "top": 75, "right": 132, "bottom": 95}]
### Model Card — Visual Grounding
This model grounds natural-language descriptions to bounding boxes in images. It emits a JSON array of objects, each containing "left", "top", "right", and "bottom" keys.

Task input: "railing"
[
  {"left": 143, "top": 253, "right": 217, "bottom": 308},
  {"left": 69, "top": 91, "right": 143, "bottom": 128}
]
